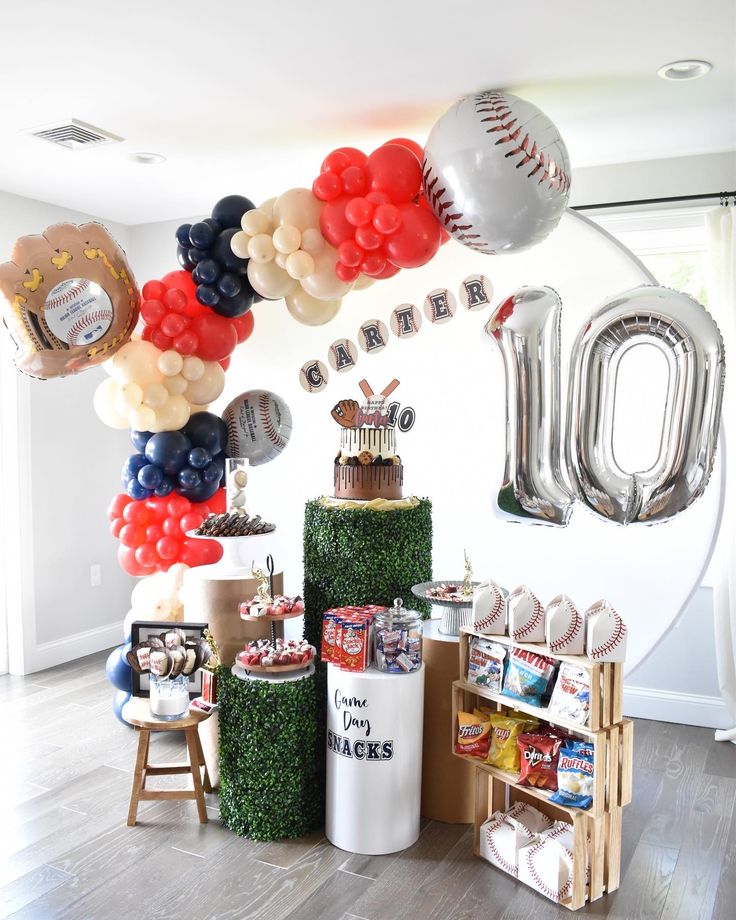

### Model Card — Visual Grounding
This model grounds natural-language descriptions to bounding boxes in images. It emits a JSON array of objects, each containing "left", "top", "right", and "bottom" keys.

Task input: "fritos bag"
[{"left": 455, "top": 711, "right": 491, "bottom": 758}]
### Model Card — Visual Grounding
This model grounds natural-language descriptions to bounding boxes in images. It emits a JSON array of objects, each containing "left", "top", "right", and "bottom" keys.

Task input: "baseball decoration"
[
  {"left": 460, "top": 274, "right": 494, "bottom": 312},
  {"left": 422, "top": 90, "right": 571, "bottom": 254},
  {"left": 472, "top": 579, "right": 506, "bottom": 635},
  {"left": 507, "top": 585, "right": 545, "bottom": 643},
  {"left": 480, "top": 802, "right": 552, "bottom": 876},
  {"left": 518, "top": 822, "right": 584, "bottom": 904},
  {"left": 300, "top": 359, "right": 329, "bottom": 393},
  {"left": 358, "top": 318, "right": 389, "bottom": 354},
  {"left": 585, "top": 600, "right": 628, "bottom": 662},
  {"left": 222, "top": 389, "right": 293, "bottom": 466},
  {"left": 390, "top": 303, "right": 422, "bottom": 339},
  {"left": 0, "top": 222, "right": 139, "bottom": 379},
  {"left": 545, "top": 594, "right": 584, "bottom": 655},
  {"left": 423, "top": 288, "right": 456, "bottom": 325},
  {"left": 328, "top": 337, "right": 358, "bottom": 373}
]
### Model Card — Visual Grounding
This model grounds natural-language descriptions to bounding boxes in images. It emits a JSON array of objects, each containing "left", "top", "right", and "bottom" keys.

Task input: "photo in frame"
[{"left": 130, "top": 620, "right": 209, "bottom": 699}]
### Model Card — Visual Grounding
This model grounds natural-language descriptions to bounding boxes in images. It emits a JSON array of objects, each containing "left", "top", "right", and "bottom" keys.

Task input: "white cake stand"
[
  {"left": 412, "top": 581, "right": 479, "bottom": 636},
  {"left": 185, "top": 530, "right": 278, "bottom": 578}
]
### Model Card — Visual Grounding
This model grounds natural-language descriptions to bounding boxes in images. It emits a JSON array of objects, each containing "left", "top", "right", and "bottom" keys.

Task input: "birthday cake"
[{"left": 332, "top": 379, "right": 403, "bottom": 501}]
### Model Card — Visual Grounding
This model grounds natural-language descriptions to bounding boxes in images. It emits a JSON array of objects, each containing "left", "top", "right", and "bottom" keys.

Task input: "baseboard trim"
[
  {"left": 29, "top": 621, "right": 121, "bottom": 674},
  {"left": 624, "top": 684, "right": 733, "bottom": 730}
]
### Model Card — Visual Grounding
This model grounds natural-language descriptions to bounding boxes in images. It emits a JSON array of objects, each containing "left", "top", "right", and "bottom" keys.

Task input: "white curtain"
[{"left": 708, "top": 204, "right": 736, "bottom": 742}]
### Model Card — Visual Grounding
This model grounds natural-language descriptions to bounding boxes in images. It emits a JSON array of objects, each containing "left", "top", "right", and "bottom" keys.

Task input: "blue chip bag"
[
  {"left": 549, "top": 740, "right": 594, "bottom": 809},
  {"left": 501, "top": 647, "right": 556, "bottom": 708}
]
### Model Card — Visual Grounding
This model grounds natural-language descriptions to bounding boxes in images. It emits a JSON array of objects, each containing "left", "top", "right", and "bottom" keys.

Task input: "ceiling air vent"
[{"left": 25, "top": 118, "right": 123, "bottom": 150}]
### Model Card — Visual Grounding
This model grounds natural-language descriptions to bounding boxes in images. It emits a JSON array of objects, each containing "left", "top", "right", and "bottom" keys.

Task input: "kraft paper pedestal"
[
  {"left": 421, "top": 620, "right": 475, "bottom": 823},
  {"left": 326, "top": 663, "right": 424, "bottom": 855}
]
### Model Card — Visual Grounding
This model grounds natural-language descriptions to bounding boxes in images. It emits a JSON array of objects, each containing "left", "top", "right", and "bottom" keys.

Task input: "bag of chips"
[
  {"left": 517, "top": 732, "right": 563, "bottom": 790},
  {"left": 549, "top": 740, "right": 595, "bottom": 809},
  {"left": 501, "top": 648, "right": 557, "bottom": 708},
  {"left": 455, "top": 711, "right": 491, "bottom": 758},
  {"left": 548, "top": 664, "right": 591, "bottom": 725},
  {"left": 467, "top": 637, "right": 506, "bottom": 691},
  {"left": 487, "top": 712, "right": 537, "bottom": 772}
]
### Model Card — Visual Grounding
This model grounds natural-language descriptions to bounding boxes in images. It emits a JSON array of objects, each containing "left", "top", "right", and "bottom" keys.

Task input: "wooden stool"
[{"left": 123, "top": 697, "right": 212, "bottom": 827}]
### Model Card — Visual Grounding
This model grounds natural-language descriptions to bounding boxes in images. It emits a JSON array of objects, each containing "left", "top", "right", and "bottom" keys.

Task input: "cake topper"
[{"left": 331, "top": 377, "right": 417, "bottom": 433}]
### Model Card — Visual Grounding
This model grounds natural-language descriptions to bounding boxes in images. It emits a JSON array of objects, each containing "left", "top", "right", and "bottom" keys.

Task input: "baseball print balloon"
[
  {"left": 222, "top": 389, "right": 293, "bottom": 465},
  {"left": 423, "top": 90, "right": 571, "bottom": 254},
  {"left": 44, "top": 278, "right": 114, "bottom": 345}
]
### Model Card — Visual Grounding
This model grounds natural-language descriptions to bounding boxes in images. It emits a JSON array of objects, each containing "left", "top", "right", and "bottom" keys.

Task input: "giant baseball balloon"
[
  {"left": 222, "top": 389, "right": 293, "bottom": 465},
  {"left": 422, "top": 90, "right": 571, "bottom": 254}
]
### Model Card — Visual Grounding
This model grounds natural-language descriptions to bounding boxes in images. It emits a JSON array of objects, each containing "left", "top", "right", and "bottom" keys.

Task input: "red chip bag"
[
  {"left": 517, "top": 732, "right": 562, "bottom": 790},
  {"left": 455, "top": 711, "right": 491, "bottom": 758}
]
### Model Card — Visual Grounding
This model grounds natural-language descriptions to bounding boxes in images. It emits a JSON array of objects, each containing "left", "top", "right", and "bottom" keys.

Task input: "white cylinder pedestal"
[{"left": 326, "top": 663, "right": 425, "bottom": 855}]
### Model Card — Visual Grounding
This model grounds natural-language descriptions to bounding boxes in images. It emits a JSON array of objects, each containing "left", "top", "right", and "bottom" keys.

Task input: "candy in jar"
[{"left": 373, "top": 598, "right": 422, "bottom": 673}]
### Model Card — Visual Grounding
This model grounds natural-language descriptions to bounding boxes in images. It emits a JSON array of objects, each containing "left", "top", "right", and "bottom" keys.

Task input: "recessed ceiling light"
[
  {"left": 657, "top": 60, "right": 712, "bottom": 81},
  {"left": 129, "top": 152, "right": 166, "bottom": 165}
]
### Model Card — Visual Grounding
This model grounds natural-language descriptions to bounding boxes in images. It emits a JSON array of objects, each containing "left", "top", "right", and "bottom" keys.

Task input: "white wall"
[{"left": 0, "top": 190, "right": 135, "bottom": 673}]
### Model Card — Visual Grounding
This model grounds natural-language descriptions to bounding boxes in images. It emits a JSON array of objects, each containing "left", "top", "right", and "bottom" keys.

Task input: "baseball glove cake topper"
[{"left": 0, "top": 222, "right": 139, "bottom": 379}]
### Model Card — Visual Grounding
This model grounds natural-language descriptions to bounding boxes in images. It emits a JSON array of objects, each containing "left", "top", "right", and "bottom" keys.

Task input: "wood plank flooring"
[{"left": 1, "top": 652, "right": 735, "bottom": 920}]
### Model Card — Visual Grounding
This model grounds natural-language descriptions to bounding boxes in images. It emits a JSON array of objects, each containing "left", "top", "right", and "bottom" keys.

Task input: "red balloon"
[
  {"left": 341, "top": 166, "right": 367, "bottom": 196},
  {"left": 167, "top": 495, "right": 190, "bottom": 518},
  {"left": 372, "top": 203, "right": 402, "bottom": 235},
  {"left": 231, "top": 311, "right": 255, "bottom": 344},
  {"left": 162, "top": 517, "right": 181, "bottom": 537},
  {"left": 320, "top": 196, "right": 355, "bottom": 248},
  {"left": 156, "top": 536, "right": 180, "bottom": 561},
  {"left": 110, "top": 518, "right": 124, "bottom": 539},
  {"left": 160, "top": 313, "right": 188, "bottom": 338},
  {"left": 336, "top": 262, "right": 360, "bottom": 282},
  {"left": 141, "top": 325, "right": 154, "bottom": 342},
  {"left": 321, "top": 147, "right": 367, "bottom": 172},
  {"left": 173, "top": 330, "right": 199, "bottom": 355},
  {"left": 385, "top": 137, "right": 424, "bottom": 162},
  {"left": 361, "top": 253, "right": 386, "bottom": 277},
  {"left": 135, "top": 543, "right": 157, "bottom": 568},
  {"left": 322, "top": 150, "right": 352, "bottom": 174},
  {"left": 220, "top": 357, "right": 231, "bottom": 372},
  {"left": 163, "top": 288, "right": 188, "bottom": 313},
  {"left": 355, "top": 225, "right": 383, "bottom": 251},
  {"left": 119, "top": 545, "right": 152, "bottom": 577},
  {"left": 108, "top": 493, "right": 132, "bottom": 519},
  {"left": 313, "top": 172, "right": 342, "bottom": 202},
  {"left": 140, "top": 299, "right": 166, "bottom": 326},
  {"left": 385, "top": 203, "right": 442, "bottom": 268},
  {"left": 373, "top": 261, "right": 401, "bottom": 280},
  {"left": 180, "top": 538, "right": 222, "bottom": 568},
  {"left": 366, "top": 191, "right": 391, "bottom": 207},
  {"left": 209, "top": 489, "right": 226, "bottom": 514},
  {"left": 123, "top": 501, "right": 149, "bottom": 525},
  {"left": 180, "top": 512, "right": 204, "bottom": 533},
  {"left": 366, "top": 145, "right": 422, "bottom": 204},
  {"left": 345, "top": 198, "right": 374, "bottom": 227},
  {"left": 151, "top": 328, "right": 172, "bottom": 351},
  {"left": 338, "top": 240, "right": 364, "bottom": 268},
  {"left": 119, "top": 523, "right": 146, "bottom": 548},
  {"left": 161, "top": 270, "right": 197, "bottom": 299},
  {"left": 141, "top": 280, "right": 166, "bottom": 301},
  {"left": 190, "top": 314, "right": 238, "bottom": 362},
  {"left": 146, "top": 525, "right": 163, "bottom": 543},
  {"left": 147, "top": 497, "right": 169, "bottom": 521}
]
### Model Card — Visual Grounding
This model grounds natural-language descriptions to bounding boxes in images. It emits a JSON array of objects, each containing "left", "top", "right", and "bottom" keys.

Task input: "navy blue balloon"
[
  {"left": 176, "top": 223, "right": 193, "bottom": 246},
  {"left": 212, "top": 292, "right": 252, "bottom": 318},
  {"left": 203, "top": 217, "right": 222, "bottom": 234},
  {"left": 106, "top": 645, "right": 132, "bottom": 693},
  {"left": 127, "top": 479, "right": 150, "bottom": 500},
  {"left": 178, "top": 467, "right": 201, "bottom": 488},
  {"left": 154, "top": 477, "right": 175, "bottom": 497},
  {"left": 217, "top": 272, "right": 241, "bottom": 298},
  {"left": 177, "top": 245, "right": 194, "bottom": 271},
  {"left": 188, "top": 447, "right": 211, "bottom": 469},
  {"left": 202, "top": 461, "right": 222, "bottom": 484},
  {"left": 122, "top": 453, "right": 148, "bottom": 486},
  {"left": 113, "top": 690, "right": 133, "bottom": 726},
  {"left": 138, "top": 464, "right": 163, "bottom": 490},
  {"left": 189, "top": 220, "right": 217, "bottom": 250},
  {"left": 211, "top": 228, "right": 249, "bottom": 274},
  {"left": 184, "top": 412, "right": 228, "bottom": 454},
  {"left": 212, "top": 195, "right": 255, "bottom": 229},
  {"left": 131, "top": 429, "right": 152, "bottom": 452},
  {"left": 188, "top": 247, "right": 207, "bottom": 265},
  {"left": 197, "top": 283, "right": 221, "bottom": 307},
  {"left": 193, "top": 258, "right": 221, "bottom": 285},
  {"left": 145, "top": 431, "right": 191, "bottom": 475},
  {"left": 180, "top": 479, "right": 220, "bottom": 503}
]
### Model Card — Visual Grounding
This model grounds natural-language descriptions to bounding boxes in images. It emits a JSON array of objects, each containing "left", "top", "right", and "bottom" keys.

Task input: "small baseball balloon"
[
  {"left": 423, "top": 90, "right": 571, "bottom": 253},
  {"left": 222, "top": 389, "right": 293, "bottom": 465}
]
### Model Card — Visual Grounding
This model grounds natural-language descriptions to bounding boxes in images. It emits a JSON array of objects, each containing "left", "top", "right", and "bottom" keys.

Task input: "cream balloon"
[
  {"left": 248, "top": 258, "right": 298, "bottom": 299},
  {"left": 109, "top": 341, "right": 162, "bottom": 386},
  {"left": 150, "top": 395, "right": 190, "bottom": 432},
  {"left": 274, "top": 252, "right": 288, "bottom": 270},
  {"left": 130, "top": 404, "right": 157, "bottom": 432},
  {"left": 158, "top": 350, "right": 183, "bottom": 376},
  {"left": 273, "top": 188, "right": 323, "bottom": 231},
  {"left": 163, "top": 373, "right": 188, "bottom": 395},
  {"left": 93, "top": 377, "right": 129, "bottom": 428},
  {"left": 259, "top": 197, "right": 277, "bottom": 221},
  {"left": 273, "top": 225, "right": 301, "bottom": 255},
  {"left": 353, "top": 274, "right": 375, "bottom": 292},
  {"left": 181, "top": 356, "right": 205, "bottom": 382},
  {"left": 184, "top": 361, "right": 225, "bottom": 405},
  {"left": 285, "top": 289, "right": 342, "bottom": 325},
  {"left": 118, "top": 382, "right": 143, "bottom": 410},
  {"left": 142, "top": 382, "right": 169, "bottom": 408},
  {"left": 248, "top": 233, "right": 276, "bottom": 263},
  {"left": 300, "top": 245, "right": 352, "bottom": 300},
  {"left": 300, "top": 227, "right": 325, "bottom": 255},
  {"left": 241, "top": 209, "right": 272, "bottom": 236},
  {"left": 286, "top": 250, "right": 315, "bottom": 280},
  {"left": 230, "top": 230, "right": 252, "bottom": 259}
]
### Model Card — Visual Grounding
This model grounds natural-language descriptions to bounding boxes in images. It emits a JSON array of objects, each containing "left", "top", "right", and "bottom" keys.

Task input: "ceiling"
[{"left": 0, "top": 0, "right": 734, "bottom": 225}]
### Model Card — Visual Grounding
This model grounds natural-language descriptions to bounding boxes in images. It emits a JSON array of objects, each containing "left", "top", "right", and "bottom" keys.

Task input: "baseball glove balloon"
[
  {"left": 0, "top": 222, "right": 139, "bottom": 379},
  {"left": 331, "top": 398, "right": 359, "bottom": 428}
]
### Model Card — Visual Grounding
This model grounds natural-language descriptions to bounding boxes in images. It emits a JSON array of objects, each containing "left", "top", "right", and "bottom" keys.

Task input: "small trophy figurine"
[
  {"left": 250, "top": 561, "right": 273, "bottom": 605},
  {"left": 461, "top": 549, "right": 473, "bottom": 598},
  {"left": 202, "top": 628, "right": 221, "bottom": 673}
]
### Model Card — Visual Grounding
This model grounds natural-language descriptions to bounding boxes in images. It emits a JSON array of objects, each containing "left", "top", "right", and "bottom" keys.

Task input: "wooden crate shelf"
[{"left": 455, "top": 626, "right": 632, "bottom": 911}]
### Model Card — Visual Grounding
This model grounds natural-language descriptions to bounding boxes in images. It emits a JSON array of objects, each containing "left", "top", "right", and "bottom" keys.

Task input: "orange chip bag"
[
  {"left": 487, "top": 712, "right": 536, "bottom": 771},
  {"left": 455, "top": 711, "right": 491, "bottom": 758}
]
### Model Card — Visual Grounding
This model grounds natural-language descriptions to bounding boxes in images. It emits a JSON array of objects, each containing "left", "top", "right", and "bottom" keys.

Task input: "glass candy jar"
[
  {"left": 373, "top": 598, "right": 423, "bottom": 673},
  {"left": 149, "top": 673, "right": 189, "bottom": 721}
]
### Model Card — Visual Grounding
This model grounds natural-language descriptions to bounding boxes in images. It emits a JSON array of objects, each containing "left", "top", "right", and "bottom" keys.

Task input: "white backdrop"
[{"left": 189, "top": 211, "right": 723, "bottom": 674}]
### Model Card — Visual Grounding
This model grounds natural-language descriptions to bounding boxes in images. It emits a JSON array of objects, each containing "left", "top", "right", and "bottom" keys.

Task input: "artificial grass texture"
[
  {"left": 218, "top": 665, "right": 324, "bottom": 841},
  {"left": 303, "top": 497, "right": 433, "bottom": 649}
]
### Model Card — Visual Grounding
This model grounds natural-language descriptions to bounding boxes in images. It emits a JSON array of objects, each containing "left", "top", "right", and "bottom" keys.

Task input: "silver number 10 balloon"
[{"left": 487, "top": 284, "right": 725, "bottom": 526}]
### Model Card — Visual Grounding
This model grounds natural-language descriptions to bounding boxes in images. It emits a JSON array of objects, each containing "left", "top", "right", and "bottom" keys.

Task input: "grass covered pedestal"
[
  {"left": 218, "top": 666, "right": 324, "bottom": 841},
  {"left": 303, "top": 497, "right": 433, "bottom": 648}
]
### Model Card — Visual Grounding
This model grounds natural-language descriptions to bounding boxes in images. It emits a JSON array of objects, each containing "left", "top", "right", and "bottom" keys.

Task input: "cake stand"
[{"left": 411, "top": 581, "right": 479, "bottom": 636}]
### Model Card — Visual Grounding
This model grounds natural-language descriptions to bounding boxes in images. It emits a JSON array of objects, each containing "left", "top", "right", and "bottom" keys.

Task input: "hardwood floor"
[{"left": 1, "top": 651, "right": 735, "bottom": 919}]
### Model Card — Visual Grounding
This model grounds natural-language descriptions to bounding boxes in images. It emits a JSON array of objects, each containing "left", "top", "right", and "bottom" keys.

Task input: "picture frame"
[{"left": 130, "top": 620, "right": 209, "bottom": 699}]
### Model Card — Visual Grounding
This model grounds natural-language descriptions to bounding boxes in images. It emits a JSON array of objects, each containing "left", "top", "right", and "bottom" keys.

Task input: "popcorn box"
[
  {"left": 545, "top": 594, "right": 584, "bottom": 656},
  {"left": 518, "top": 820, "right": 588, "bottom": 903},
  {"left": 472, "top": 579, "right": 506, "bottom": 635},
  {"left": 585, "top": 600, "right": 627, "bottom": 663},
  {"left": 479, "top": 802, "right": 552, "bottom": 877},
  {"left": 508, "top": 585, "right": 545, "bottom": 643}
]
